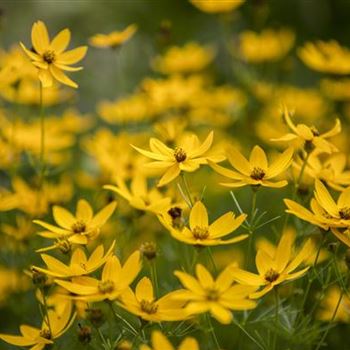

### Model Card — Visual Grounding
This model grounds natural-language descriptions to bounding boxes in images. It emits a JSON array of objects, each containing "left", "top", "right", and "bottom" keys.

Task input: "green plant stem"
[
  {"left": 206, "top": 314, "right": 220, "bottom": 350},
  {"left": 38, "top": 83, "right": 46, "bottom": 189},
  {"left": 181, "top": 172, "right": 193, "bottom": 207},
  {"left": 233, "top": 317, "right": 265, "bottom": 350},
  {"left": 40, "top": 288, "right": 52, "bottom": 336},
  {"left": 150, "top": 260, "right": 159, "bottom": 298},
  {"left": 246, "top": 189, "right": 258, "bottom": 269},
  {"left": 207, "top": 247, "right": 217, "bottom": 274},
  {"left": 108, "top": 303, "right": 139, "bottom": 338},
  {"left": 272, "top": 288, "right": 279, "bottom": 350}
]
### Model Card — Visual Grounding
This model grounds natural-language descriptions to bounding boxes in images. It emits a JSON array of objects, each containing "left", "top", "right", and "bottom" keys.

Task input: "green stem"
[
  {"left": 38, "top": 83, "right": 46, "bottom": 189},
  {"left": 207, "top": 247, "right": 217, "bottom": 274},
  {"left": 181, "top": 173, "right": 193, "bottom": 208},
  {"left": 272, "top": 288, "right": 279, "bottom": 350},
  {"left": 40, "top": 288, "right": 52, "bottom": 336},
  {"left": 207, "top": 313, "right": 220, "bottom": 350},
  {"left": 150, "top": 260, "right": 159, "bottom": 298},
  {"left": 109, "top": 303, "right": 139, "bottom": 337},
  {"left": 233, "top": 317, "right": 265, "bottom": 350},
  {"left": 246, "top": 189, "right": 258, "bottom": 269}
]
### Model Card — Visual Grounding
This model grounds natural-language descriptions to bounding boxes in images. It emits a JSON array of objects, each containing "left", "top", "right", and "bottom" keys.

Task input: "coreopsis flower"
[
  {"left": 55, "top": 252, "right": 141, "bottom": 302},
  {"left": 209, "top": 145, "right": 293, "bottom": 188},
  {"left": 140, "top": 330, "right": 199, "bottom": 350},
  {"left": 293, "top": 153, "right": 350, "bottom": 191},
  {"left": 32, "top": 241, "right": 115, "bottom": 278},
  {"left": 239, "top": 28, "right": 295, "bottom": 63},
  {"left": 132, "top": 131, "right": 223, "bottom": 187},
  {"left": 119, "top": 277, "right": 187, "bottom": 322},
  {"left": 189, "top": 0, "right": 245, "bottom": 13},
  {"left": 33, "top": 199, "right": 117, "bottom": 248},
  {"left": 298, "top": 40, "right": 350, "bottom": 75},
  {"left": 153, "top": 42, "right": 214, "bottom": 75},
  {"left": 89, "top": 24, "right": 137, "bottom": 49},
  {"left": 285, "top": 180, "right": 350, "bottom": 231},
  {"left": 271, "top": 105, "right": 341, "bottom": 154},
  {"left": 0, "top": 303, "right": 75, "bottom": 350},
  {"left": 317, "top": 286, "right": 350, "bottom": 322},
  {"left": 20, "top": 20, "right": 87, "bottom": 88},
  {"left": 174, "top": 264, "right": 256, "bottom": 324},
  {"left": 104, "top": 175, "right": 172, "bottom": 214},
  {"left": 230, "top": 230, "right": 312, "bottom": 299},
  {"left": 159, "top": 201, "right": 247, "bottom": 246}
]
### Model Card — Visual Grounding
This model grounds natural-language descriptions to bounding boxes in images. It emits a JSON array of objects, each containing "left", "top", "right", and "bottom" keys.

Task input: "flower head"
[
  {"left": 209, "top": 145, "right": 293, "bottom": 188},
  {"left": 189, "top": 0, "right": 245, "bottom": 13},
  {"left": 20, "top": 20, "right": 87, "bottom": 88}
]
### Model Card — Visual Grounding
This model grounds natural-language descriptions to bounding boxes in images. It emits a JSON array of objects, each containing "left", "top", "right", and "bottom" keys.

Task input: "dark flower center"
[
  {"left": 140, "top": 300, "right": 158, "bottom": 314},
  {"left": 174, "top": 147, "right": 187, "bottom": 162},
  {"left": 250, "top": 167, "right": 265, "bottom": 180},
  {"left": 71, "top": 220, "right": 87, "bottom": 234},
  {"left": 192, "top": 226, "right": 209, "bottom": 240},
  {"left": 40, "top": 328, "right": 52, "bottom": 339},
  {"left": 339, "top": 207, "right": 350, "bottom": 220},
  {"left": 98, "top": 280, "right": 115, "bottom": 293},
  {"left": 43, "top": 50, "right": 56, "bottom": 64},
  {"left": 206, "top": 288, "right": 219, "bottom": 301},
  {"left": 264, "top": 268, "right": 279, "bottom": 283}
]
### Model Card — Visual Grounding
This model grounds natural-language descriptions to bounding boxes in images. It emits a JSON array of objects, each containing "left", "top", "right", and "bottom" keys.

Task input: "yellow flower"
[
  {"left": 104, "top": 175, "right": 172, "bottom": 214},
  {"left": 159, "top": 201, "right": 247, "bottom": 246},
  {"left": 153, "top": 42, "right": 214, "bottom": 75},
  {"left": 0, "top": 302, "right": 75, "bottom": 350},
  {"left": 174, "top": 264, "right": 256, "bottom": 324},
  {"left": 298, "top": 40, "right": 350, "bottom": 74},
  {"left": 32, "top": 241, "right": 115, "bottom": 278},
  {"left": 271, "top": 105, "right": 341, "bottom": 154},
  {"left": 140, "top": 330, "right": 199, "bottom": 350},
  {"left": 189, "top": 0, "right": 245, "bottom": 13},
  {"left": 33, "top": 199, "right": 117, "bottom": 249},
  {"left": 20, "top": 20, "right": 87, "bottom": 88},
  {"left": 230, "top": 230, "right": 312, "bottom": 298},
  {"left": 89, "top": 24, "right": 137, "bottom": 49},
  {"left": 132, "top": 131, "right": 222, "bottom": 187},
  {"left": 285, "top": 180, "right": 350, "bottom": 231},
  {"left": 55, "top": 252, "right": 141, "bottom": 302},
  {"left": 239, "top": 28, "right": 295, "bottom": 63},
  {"left": 209, "top": 145, "right": 293, "bottom": 188},
  {"left": 119, "top": 277, "right": 187, "bottom": 322}
]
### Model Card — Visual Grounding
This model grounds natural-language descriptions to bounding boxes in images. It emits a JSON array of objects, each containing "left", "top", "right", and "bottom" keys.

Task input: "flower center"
[
  {"left": 250, "top": 167, "right": 265, "bottom": 180},
  {"left": 339, "top": 207, "right": 350, "bottom": 220},
  {"left": 174, "top": 147, "right": 187, "bottom": 162},
  {"left": 71, "top": 220, "right": 87, "bottom": 234},
  {"left": 310, "top": 126, "right": 320, "bottom": 136},
  {"left": 98, "top": 280, "right": 115, "bottom": 293},
  {"left": 43, "top": 50, "right": 56, "bottom": 64},
  {"left": 140, "top": 300, "right": 158, "bottom": 314},
  {"left": 264, "top": 268, "right": 280, "bottom": 283},
  {"left": 206, "top": 288, "right": 219, "bottom": 301},
  {"left": 192, "top": 226, "right": 209, "bottom": 240},
  {"left": 40, "top": 328, "right": 52, "bottom": 339}
]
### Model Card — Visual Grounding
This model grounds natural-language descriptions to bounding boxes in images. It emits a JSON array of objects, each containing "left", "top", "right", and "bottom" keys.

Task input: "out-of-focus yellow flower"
[
  {"left": 0, "top": 303, "right": 75, "bottom": 350},
  {"left": 209, "top": 145, "right": 293, "bottom": 188},
  {"left": 298, "top": 40, "right": 350, "bottom": 74},
  {"left": 160, "top": 201, "right": 247, "bottom": 246},
  {"left": 140, "top": 330, "right": 199, "bottom": 350},
  {"left": 154, "top": 117, "right": 187, "bottom": 146},
  {"left": 119, "top": 277, "right": 187, "bottom": 322},
  {"left": 89, "top": 24, "right": 137, "bottom": 49},
  {"left": 318, "top": 286, "right": 350, "bottom": 322},
  {"left": 272, "top": 105, "right": 341, "bottom": 154},
  {"left": 230, "top": 230, "right": 312, "bottom": 298},
  {"left": 174, "top": 264, "right": 256, "bottom": 324},
  {"left": 55, "top": 252, "right": 141, "bottom": 302},
  {"left": 0, "top": 267, "right": 29, "bottom": 304},
  {"left": 32, "top": 241, "right": 115, "bottom": 278},
  {"left": 239, "top": 28, "right": 295, "bottom": 63},
  {"left": 104, "top": 175, "right": 172, "bottom": 214},
  {"left": 20, "top": 20, "right": 87, "bottom": 88},
  {"left": 133, "top": 131, "right": 223, "bottom": 187},
  {"left": 320, "top": 78, "right": 350, "bottom": 101},
  {"left": 189, "top": 0, "right": 245, "bottom": 13},
  {"left": 153, "top": 42, "right": 214, "bottom": 74},
  {"left": 34, "top": 199, "right": 117, "bottom": 249}
]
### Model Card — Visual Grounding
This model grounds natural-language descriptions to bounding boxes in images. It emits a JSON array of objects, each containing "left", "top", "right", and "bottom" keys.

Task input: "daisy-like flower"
[
  {"left": 140, "top": 330, "right": 199, "bottom": 350},
  {"left": 0, "top": 303, "right": 75, "bottom": 350},
  {"left": 119, "top": 277, "right": 187, "bottom": 322},
  {"left": 189, "top": 0, "right": 245, "bottom": 14},
  {"left": 55, "top": 252, "right": 141, "bottom": 302},
  {"left": 159, "top": 201, "right": 247, "bottom": 246},
  {"left": 104, "top": 175, "right": 172, "bottom": 214},
  {"left": 20, "top": 20, "right": 87, "bottom": 88},
  {"left": 89, "top": 24, "right": 137, "bottom": 49},
  {"left": 209, "top": 145, "right": 293, "bottom": 188},
  {"left": 33, "top": 199, "right": 117, "bottom": 249},
  {"left": 271, "top": 105, "right": 341, "bottom": 154},
  {"left": 132, "top": 131, "right": 223, "bottom": 187},
  {"left": 230, "top": 230, "right": 312, "bottom": 299},
  {"left": 174, "top": 264, "right": 257, "bottom": 324},
  {"left": 32, "top": 241, "right": 115, "bottom": 278}
]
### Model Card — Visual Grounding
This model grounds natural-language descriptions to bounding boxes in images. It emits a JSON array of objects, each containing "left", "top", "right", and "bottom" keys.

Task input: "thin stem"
[
  {"left": 207, "top": 247, "right": 217, "bottom": 274},
  {"left": 38, "top": 83, "right": 46, "bottom": 189},
  {"left": 272, "top": 288, "right": 279, "bottom": 350},
  {"left": 150, "top": 260, "right": 159, "bottom": 298},
  {"left": 40, "top": 288, "right": 52, "bottom": 336},
  {"left": 206, "top": 313, "right": 220, "bottom": 350},
  {"left": 233, "top": 317, "right": 265, "bottom": 350},
  {"left": 181, "top": 173, "right": 193, "bottom": 208},
  {"left": 246, "top": 189, "right": 258, "bottom": 269},
  {"left": 109, "top": 303, "right": 139, "bottom": 337}
]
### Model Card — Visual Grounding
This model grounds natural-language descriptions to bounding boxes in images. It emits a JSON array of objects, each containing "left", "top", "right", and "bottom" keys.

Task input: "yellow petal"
[
  {"left": 249, "top": 146, "right": 268, "bottom": 170},
  {"left": 76, "top": 199, "right": 94, "bottom": 222},
  {"left": 174, "top": 270, "right": 204, "bottom": 295},
  {"left": 179, "top": 337, "right": 199, "bottom": 350},
  {"left": 50, "top": 65, "right": 78, "bottom": 88},
  {"left": 267, "top": 147, "right": 294, "bottom": 179},
  {"left": 188, "top": 131, "right": 213, "bottom": 158},
  {"left": 53, "top": 205, "right": 76, "bottom": 229},
  {"left": 209, "top": 212, "right": 246, "bottom": 238},
  {"left": 120, "top": 251, "right": 142, "bottom": 287},
  {"left": 226, "top": 147, "right": 251, "bottom": 176},
  {"left": 50, "top": 28, "right": 71, "bottom": 53},
  {"left": 152, "top": 331, "right": 173, "bottom": 350},
  {"left": 189, "top": 201, "right": 208, "bottom": 230},
  {"left": 275, "top": 230, "right": 294, "bottom": 272},
  {"left": 38, "top": 69, "right": 53, "bottom": 88},
  {"left": 90, "top": 201, "right": 117, "bottom": 227},
  {"left": 135, "top": 277, "right": 154, "bottom": 302},
  {"left": 208, "top": 160, "right": 243, "bottom": 180},
  {"left": 31, "top": 20, "right": 49, "bottom": 54},
  {"left": 230, "top": 267, "right": 263, "bottom": 286},
  {"left": 314, "top": 180, "right": 339, "bottom": 217},
  {"left": 56, "top": 46, "right": 88, "bottom": 65},
  {"left": 195, "top": 264, "right": 214, "bottom": 289},
  {"left": 157, "top": 164, "right": 180, "bottom": 187},
  {"left": 210, "top": 304, "right": 232, "bottom": 324},
  {"left": 0, "top": 333, "right": 36, "bottom": 347}
]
